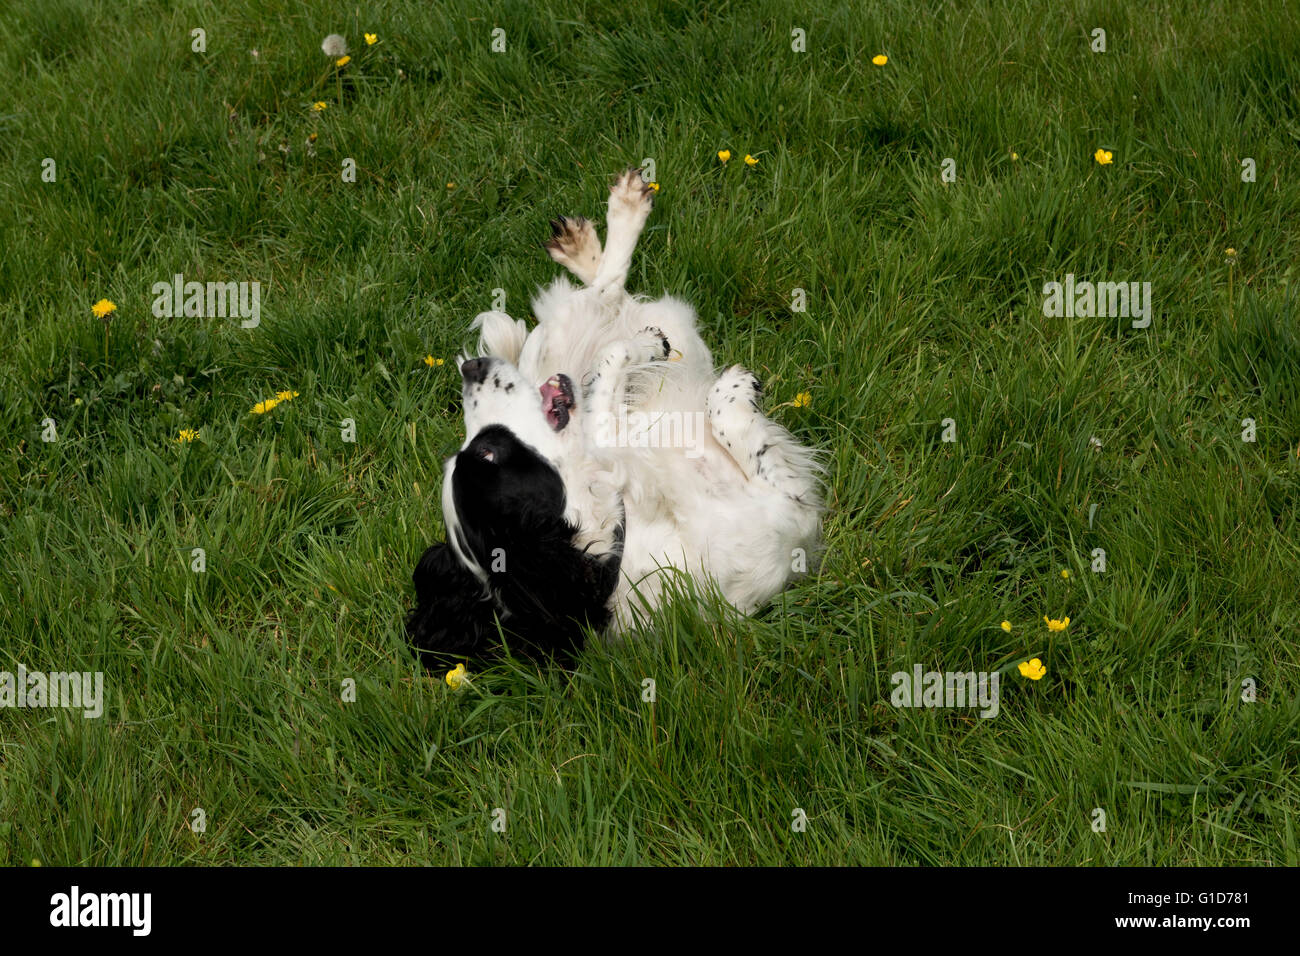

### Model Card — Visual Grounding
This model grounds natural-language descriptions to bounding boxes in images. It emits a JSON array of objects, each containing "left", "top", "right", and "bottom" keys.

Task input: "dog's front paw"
[
  {"left": 608, "top": 167, "right": 654, "bottom": 223},
  {"left": 634, "top": 326, "right": 671, "bottom": 361},
  {"left": 709, "top": 365, "right": 763, "bottom": 417}
]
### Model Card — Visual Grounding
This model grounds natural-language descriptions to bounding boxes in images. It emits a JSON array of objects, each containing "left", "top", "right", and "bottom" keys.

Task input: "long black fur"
[{"left": 407, "top": 425, "right": 621, "bottom": 669}]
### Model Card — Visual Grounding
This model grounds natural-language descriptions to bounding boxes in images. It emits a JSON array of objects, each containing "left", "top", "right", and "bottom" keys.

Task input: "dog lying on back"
[{"left": 408, "top": 169, "right": 823, "bottom": 665}]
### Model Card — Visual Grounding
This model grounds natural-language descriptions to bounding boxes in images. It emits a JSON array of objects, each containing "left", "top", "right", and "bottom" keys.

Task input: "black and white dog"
[{"left": 408, "top": 169, "right": 823, "bottom": 666}]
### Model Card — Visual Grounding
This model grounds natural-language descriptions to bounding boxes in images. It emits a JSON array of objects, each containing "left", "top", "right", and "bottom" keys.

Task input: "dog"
[{"left": 407, "top": 169, "right": 823, "bottom": 666}]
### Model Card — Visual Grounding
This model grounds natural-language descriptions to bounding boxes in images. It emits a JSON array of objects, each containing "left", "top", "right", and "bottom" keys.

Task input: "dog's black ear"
[{"left": 406, "top": 543, "right": 498, "bottom": 670}]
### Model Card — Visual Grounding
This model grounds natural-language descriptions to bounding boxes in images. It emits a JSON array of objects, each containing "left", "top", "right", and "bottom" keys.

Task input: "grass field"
[{"left": 1, "top": 0, "right": 1298, "bottom": 866}]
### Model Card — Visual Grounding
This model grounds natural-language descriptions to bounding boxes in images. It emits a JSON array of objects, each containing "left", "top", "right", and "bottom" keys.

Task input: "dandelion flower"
[
  {"left": 177, "top": 429, "right": 199, "bottom": 443},
  {"left": 791, "top": 391, "right": 812, "bottom": 408},
  {"left": 321, "top": 34, "right": 348, "bottom": 57},
  {"left": 424, "top": 355, "right": 444, "bottom": 367},
  {"left": 1018, "top": 658, "right": 1046, "bottom": 680},
  {"left": 312, "top": 101, "right": 328, "bottom": 112},
  {"left": 1044, "top": 616, "right": 1070, "bottom": 632},
  {"left": 872, "top": 54, "right": 888, "bottom": 66},
  {"left": 446, "top": 182, "right": 455, "bottom": 189},
  {"left": 335, "top": 55, "right": 351, "bottom": 67},
  {"left": 91, "top": 299, "right": 117, "bottom": 319},
  {"left": 717, "top": 150, "right": 731, "bottom": 163},
  {"left": 364, "top": 33, "right": 378, "bottom": 45},
  {"left": 1094, "top": 148, "right": 1113, "bottom": 165},
  {"left": 445, "top": 663, "right": 468, "bottom": 689},
  {"left": 744, "top": 154, "right": 758, "bottom": 166},
  {"left": 1001, "top": 620, "right": 1012, "bottom": 632},
  {"left": 648, "top": 182, "right": 660, "bottom": 192},
  {"left": 1225, "top": 247, "right": 1238, "bottom": 263},
  {"left": 1061, "top": 569, "right": 1070, "bottom": 579},
  {"left": 251, "top": 398, "right": 280, "bottom": 415}
]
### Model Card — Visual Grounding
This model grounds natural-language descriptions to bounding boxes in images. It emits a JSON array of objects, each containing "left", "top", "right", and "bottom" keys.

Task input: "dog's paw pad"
[{"left": 544, "top": 215, "right": 596, "bottom": 260}]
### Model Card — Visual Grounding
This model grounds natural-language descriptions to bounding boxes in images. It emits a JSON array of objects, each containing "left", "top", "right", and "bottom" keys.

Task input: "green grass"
[{"left": 1, "top": 0, "right": 1298, "bottom": 865}]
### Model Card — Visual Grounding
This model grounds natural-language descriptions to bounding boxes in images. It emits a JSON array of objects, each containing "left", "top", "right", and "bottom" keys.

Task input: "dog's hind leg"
[
  {"left": 591, "top": 168, "right": 653, "bottom": 299},
  {"left": 706, "top": 366, "right": 822, "bottom": 507},
  {"left": 544, "top": 216, "right": 603, "bottom": 286}
]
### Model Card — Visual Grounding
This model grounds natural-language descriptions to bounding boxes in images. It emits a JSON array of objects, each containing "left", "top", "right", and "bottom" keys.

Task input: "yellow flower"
[
  {"left": 1001, "top": 620, "right": 1012, "bottom": 632},
  {"left": 312, "top": 101, "right": 328, "bottom": 112},
  {"left": 446, "top": 182, "right": 455, "bottom": 189},
  {"left": 1018, "top": 658, "right": 1046, "bottom": 680},
  {"left": 1061, "top": 569, "right": 1070, "bottom": 579},
  {"left": 364, "top": 34, "right": 377, "bottom": 45},
  {"left": 1094, "top": 148, "right": 1113, "bottom": 165},
  {"left": 648, "top": 182, "right": 660, "bottom": 191},
  {"left": 872, "top": 54, "right": 888, "bottom": 66},
  {"left": 177, "top": 429, "right": 199, "bottom": 443},
  {"left": 744, "top": 154, "right": 758, "bottom": 166},
  {"left": 336, "top": 55, "right": 351, "bottom": 67},
  {"left": 424, "top": 355, "right": 444, "bottom": 367},
  {"left": 1225, "top": 247, "right": 1238, "bottom": 263},
  {"left": 717, "top": 150, "right": 731, "bottom": 163},
  {"left": 445, "top": 663, "right": 468, "bottom": 689},
  {"left": 251, "top": 398, "right": 280, "bottom": 414},
  {"left": 276, "top": 390, "right": 300, "bottom": 401},
  {"left": 91, "top": 299, "right": 117, "bottom": 319},
  {"left": 791, "top": 391, "right": 812, "bottom": 408},
  {"left": 1044, "top": 616, "right": 1070, "bottom": 632},
  {"left": 1010, "top": 151, "right": 1019, "bottom": 160}
]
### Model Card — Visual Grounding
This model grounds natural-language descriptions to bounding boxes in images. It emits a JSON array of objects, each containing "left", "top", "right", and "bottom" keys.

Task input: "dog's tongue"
[
  {"left": 539, "top": 377, "right": 566, "bottom": 406},
  {"left": 540, "top": 375, "right": 573, "bottom": 430}
]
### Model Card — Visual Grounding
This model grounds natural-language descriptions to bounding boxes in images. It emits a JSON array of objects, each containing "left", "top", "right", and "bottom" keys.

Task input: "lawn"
[{"left": 0, "top": 0, "right": 1298, "bottom": 865}]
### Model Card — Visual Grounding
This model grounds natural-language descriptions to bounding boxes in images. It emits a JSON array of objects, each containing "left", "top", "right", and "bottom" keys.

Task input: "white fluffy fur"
[{"left": 459, "top": 170, "right": 823, "bottom": 634}]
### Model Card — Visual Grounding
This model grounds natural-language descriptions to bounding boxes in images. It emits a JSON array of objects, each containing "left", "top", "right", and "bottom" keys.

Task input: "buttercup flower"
[
  {"left": 276, "top": 390, "right": 300, "bottom": 401},
  {"left": 1061, "top": 569, "right": 1070, "bottom": 579},
  {"left": 335, "top": 55, "right": 351, "bottom": 67},
  {"left": 1094, "top": 149, "right": 1113, "bottom": 165},
  {"left": 177, "top": 429, "right": 199, "bottom": 443},
  {"left": 744, "top": 154, "right": 758, "bottom": 166},
  {"left": 364, "top": 34, "right": 377, "bottom": 45},
  {"left": 1044, "top": 616, "right": 1070, "bottom": 631},
  {"left": 1018, "top": 658, "right": 1046, "bottom": 680},
  {"left": 91, "top": 299, "right": 117, "bottom": 319},
  {"left": 312, "top": 101, "right": 328, "bottom": 112},
  {"left": 446, "top": 182, "right": 455, "bottom": 189},
  {"left": 445, "top": 663, "right": 468, "bottom": 689},
  {"left": 424, "top": 355, "right": 444, "bottom": 367},
  {"left": 872, "top": 54, "right": 888, "bottom": 65},
  {"left": 1001, "top": 620, "right": 1012, "bottom": 632},
  {"left": 717, "top": 150, "right": 731, "bottom": 163},
  {"left": 648, "top": 182, "right": 660, "bottom": 191},
  {"left": 1010, "top": 151, "right": 1019, "bottom": 160},
  {"left": 321, "top": 34, "right": 348, "bottom": 57}
]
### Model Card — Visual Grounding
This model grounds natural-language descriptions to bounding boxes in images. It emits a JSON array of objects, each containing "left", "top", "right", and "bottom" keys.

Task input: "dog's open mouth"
[{"left": 540, "top": 373, "right": 575, "bottom": 431}]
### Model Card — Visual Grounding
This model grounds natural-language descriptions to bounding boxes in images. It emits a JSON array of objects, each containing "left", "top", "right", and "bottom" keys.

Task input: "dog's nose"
[{"left": 460, "top": 357, "right": 490, "bottom": 385}]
